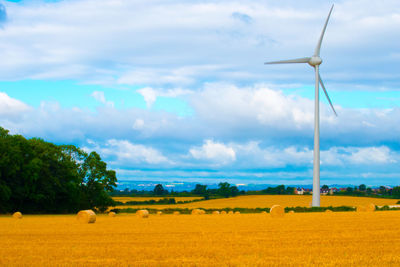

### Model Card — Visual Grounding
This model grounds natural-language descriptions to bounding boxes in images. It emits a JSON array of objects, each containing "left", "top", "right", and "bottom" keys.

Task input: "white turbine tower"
[{"left": 265, "top": 5, "right": 337, "bottom": 207}]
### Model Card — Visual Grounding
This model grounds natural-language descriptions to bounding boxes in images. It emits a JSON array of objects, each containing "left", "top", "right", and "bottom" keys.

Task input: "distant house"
[
  {"left": 295, "top": 188, "right": 305, "bottom": 195},
  {"left": 320, "top": 188, "right": 329, "bottom": 195}
]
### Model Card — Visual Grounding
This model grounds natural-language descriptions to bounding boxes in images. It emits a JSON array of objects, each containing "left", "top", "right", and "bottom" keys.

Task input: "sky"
[{"left": 0, "top": 0, "right": 399, "bottom": 186}]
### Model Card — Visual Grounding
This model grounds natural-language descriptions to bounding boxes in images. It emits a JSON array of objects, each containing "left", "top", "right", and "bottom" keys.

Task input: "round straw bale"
[
  {"left": 212, "top": 211, "right": 220, "bottom": 215},
  {"left": 288, "top": 210, "right": 295, "bottom": 214},
  {"left": 12, "top": 212, "right": 22, "bottom": 219},
  {"left": 173, "top": 211, "right": 180, "bottom": 215},
  {"left": 108, "top": 211, "right": 116, "bottom": 217},
  {"left": 270, "top": 205, "right": 285, "bottom": 218},
  {"left": 136, "top": 209, "right": 149, "bottom": 218},
  {"left": 234, "top": 211, "right": 240, "bottom": 214},
  {"left": 191, "top": 209, "right": 205, "bottom": 215},
  {"left": 325, "top": 209, "right": 333, "bottom": 213},
  {"left": 365, "top": 203, "right": 375, "bottom": 212},
  {"left": 156, "top": 211, "right": 163, "bottom": 215},
  {"left": 261, "top": 211, "right": 267, "bottom": 214},
  {"left": 356, "top": 206, "right": 367, "bottom": 212},
  {"left": 221, "top": 211, "right": 227, "bottom": 215},
  {"left": 77, "top": 210, "right": 96, "bottom": 223},
  {"left": 228, "top": 211, "right": 234, "bottom": 214}
]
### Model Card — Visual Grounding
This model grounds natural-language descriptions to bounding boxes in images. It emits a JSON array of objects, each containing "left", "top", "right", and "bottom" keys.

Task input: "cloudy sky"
[{"left": 0, "top": 0, "right": 399, "bottom": 185}]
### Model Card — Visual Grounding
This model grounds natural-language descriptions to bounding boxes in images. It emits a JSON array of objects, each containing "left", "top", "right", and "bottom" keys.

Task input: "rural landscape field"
[
  {"left": 113, "top": 195, "right": 400, "bottom": 210},
  {"left": 1, "top": 208, "right": 400, "bottom": 266},
  {"left": 1, "top": 1, "right": 400, "bottom": 266}
]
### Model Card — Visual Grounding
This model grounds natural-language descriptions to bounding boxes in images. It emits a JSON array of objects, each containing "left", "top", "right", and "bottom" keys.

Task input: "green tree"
[
  {"left": 392, "top": 186, "right": 400, "bottom": 198},
  {"left": 80, "top": 151, "right": 117, "bottom": 212},
  {"left": 192, "top": 184, "right": 207, "bottom": 195},
  {"left": 358, "top": 184, "right": 366, "bottom": 191},
  {"left": 153, "top": 184, "right": 167, "bottom": 195},
  {"left": 218, "top": 182, "right": 231, "bottom": 198},
  {"left": 321, "top": 185, "right": 329, "bottom": 191},
  {"left": 346, "top": 187, "right": 353, "bottom": 194},
  {"left": 0, "top": 127, "right": 117, "bottom": 214}
]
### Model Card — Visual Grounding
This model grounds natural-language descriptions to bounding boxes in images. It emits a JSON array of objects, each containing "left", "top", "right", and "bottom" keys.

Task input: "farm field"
[
  {"left": 1, "top": 211, "right": 400, "bottom": 266},
  {"left": 115, "top": 195, "right": 400, "bottom": 210},
  {"left": 112, "top": 196, "right": 203, "bottom": 203}
]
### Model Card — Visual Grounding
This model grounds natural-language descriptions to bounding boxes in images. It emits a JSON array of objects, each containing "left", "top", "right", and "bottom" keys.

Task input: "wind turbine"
[{"left": 265, "top": 4, "right": 337, "bottom": 207}]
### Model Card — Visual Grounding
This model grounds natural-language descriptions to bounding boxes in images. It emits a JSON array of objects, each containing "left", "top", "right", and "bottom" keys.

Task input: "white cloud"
[
  {"left": 137, "top": 87, "right": 192, "bottom": 108},
  {"left": 132, "top": 118, "right": 145, "bottom": 130},
  {"left": 91, "top": 91, "right": 106, "bottom": 103},
  {"left": 189, "top": 83, "right": 334, "bottom": 132},
  {"left": 190, "top": 139, "right": 236, "bottom": 165},
  {"left": 0, "top": 0, "right": 398, "bottom": 89},
  {"left": 87, "top": 139, "right": 170, "bottom": 165},
  {"left": 0, "top": 92, "right": 30, "bottom": 118},
  {"left": 90, "top": 91, "right": 114, "bottom": 107}
]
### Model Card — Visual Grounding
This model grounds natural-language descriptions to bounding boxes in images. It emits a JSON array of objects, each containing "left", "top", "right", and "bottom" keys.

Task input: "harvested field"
[
  {"left": 116, "top": 195, "right": 399, "bottom": 209},
  {"left": 0, "top": 211, "right": 399, "bottom": 266}
]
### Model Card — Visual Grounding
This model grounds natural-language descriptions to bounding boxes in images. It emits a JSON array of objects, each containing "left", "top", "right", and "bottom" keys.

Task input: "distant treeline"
[
  {"left": 111, "top": 183, "right": 297, "bottom": 199},
  {"left": 113, "top": 183, "right": 400, "bottom": 200},
  {"left": 0, "top": 127, "right": 117, "bottom": 214},
  {"left": 330, "top": 184, "right": 400, "bottom": 198},
  {"left": 114, "top": 197, "right": 205, "bottom": 206}
]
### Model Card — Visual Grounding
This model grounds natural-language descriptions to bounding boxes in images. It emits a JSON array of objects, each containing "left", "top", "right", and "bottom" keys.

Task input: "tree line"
[{"left": 0, "top": 127, "right": 117, "bottom": 214}]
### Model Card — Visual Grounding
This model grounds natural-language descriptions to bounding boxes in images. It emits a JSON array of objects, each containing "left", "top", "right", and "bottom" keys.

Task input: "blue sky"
[{"left": 0, "top": 0, "right": 399, "bottom": 185}]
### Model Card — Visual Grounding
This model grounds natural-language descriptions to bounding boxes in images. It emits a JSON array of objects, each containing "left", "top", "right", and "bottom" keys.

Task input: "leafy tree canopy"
[{"left": 0, "top": 127, "right": 116, "bottom": 214}]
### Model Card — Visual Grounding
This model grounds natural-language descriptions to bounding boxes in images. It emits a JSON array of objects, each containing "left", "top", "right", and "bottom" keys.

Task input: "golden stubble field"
[
  {"left": 114, "top": 195, "right": 399, "bottom": 209},
  {"left": 1, "top": 211, "right": 400, "bottom": 266}
]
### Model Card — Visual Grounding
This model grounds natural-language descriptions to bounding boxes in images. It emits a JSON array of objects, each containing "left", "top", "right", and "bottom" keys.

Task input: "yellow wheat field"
[
  {"left": 112, "top": 196, "right": 203, "bottom": 203},
  {"left": 115, "top": 195, "right": 399, "bottom": 209},
  {"left": 1, "top": 211, "right": 400, "bottom": 266}
]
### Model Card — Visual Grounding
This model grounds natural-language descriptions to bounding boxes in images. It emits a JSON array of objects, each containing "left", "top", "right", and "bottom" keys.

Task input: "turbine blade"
[
  {"left": 265, "top": 57, "right": 311, "bottom": 64},
  {"left": 319, "top": 73, "right": 337, "bottom": 116},
  {"left": 314, "top": 4, "right": 334, "bottom": 56}
]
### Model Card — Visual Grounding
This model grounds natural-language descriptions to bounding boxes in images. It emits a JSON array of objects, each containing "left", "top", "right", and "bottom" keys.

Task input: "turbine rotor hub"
[{"left": 308, "top": 56, "right": 322, "bottom": 66}]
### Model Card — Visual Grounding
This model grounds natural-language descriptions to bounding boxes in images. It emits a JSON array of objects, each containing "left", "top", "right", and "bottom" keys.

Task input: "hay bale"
[
  {"left": 357, "top": 206, "right": 367, "bottom": 212},
  {"left": 212, "top": 211, "right": 220, "bottom": 215},
  {"left": 228, "top": 211, "right": 234, "bottom": 214},
  {"left": 77, "top": 210, "right": 96, "bottom": 223},
  {"left": 173, "top": 211, "right": 180, "bottom": 215},
  {"left": 136, "top": 209, "right": 149, "bottom": 218},
  {"left": 234, "top": 211, "right": 240, "bottom": 214},
  {"left": 261, "top": 211, "right": 267, "bottom": 214},
  {"left": 108, "top": 211, "right": 116, "bottom": 217},
  {"left": 288, "top": 210, "right": 295, "bottom": 214},
  {"left": 156, "top": 211, "right": 163, "bottom": 215},
  {"left": 12, "top": 212, "right": 22, "bottom": 219},
  {"left": 270, "top": 205, "right": 285, "bottom": 218},
  {"left": 365, "top": 203, "right": 376, "bottom": 212},
  {"left": 221, "top": 211, "right": 227, "bottom": 215},
  {"left": 325, "top": 209, "right": 333, "bottom": 213},
  {"left": 191, "top": 209, "right": 205, "bottom": 215}
]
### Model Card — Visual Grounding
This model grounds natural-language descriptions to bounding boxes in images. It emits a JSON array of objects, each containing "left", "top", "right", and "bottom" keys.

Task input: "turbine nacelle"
[{"left": 308, "top": 56, "right": 322, "bottom": 66}]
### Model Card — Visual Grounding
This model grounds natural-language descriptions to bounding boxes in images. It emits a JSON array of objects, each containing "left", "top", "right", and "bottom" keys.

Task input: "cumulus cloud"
[
  {"left": 190, "top": 139, "right": 236, "bottom": 165},
  {"left": 91, "top": 91, "right": 114, "bottom": 107},
  {"left": 85, "top": 139, "right": 171, "bottom": 165},
  {"left": 132, "top": 118, "right": 145, "bottom": 130},
  {"left": 91, "top": 91, "right": 106, "bottom": 103},
  {"left": 0, "top": 92, "right": 31, "bottom": 118},
  {"left": 137, "top": 87, "right": 192, "bottom": 108}
]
